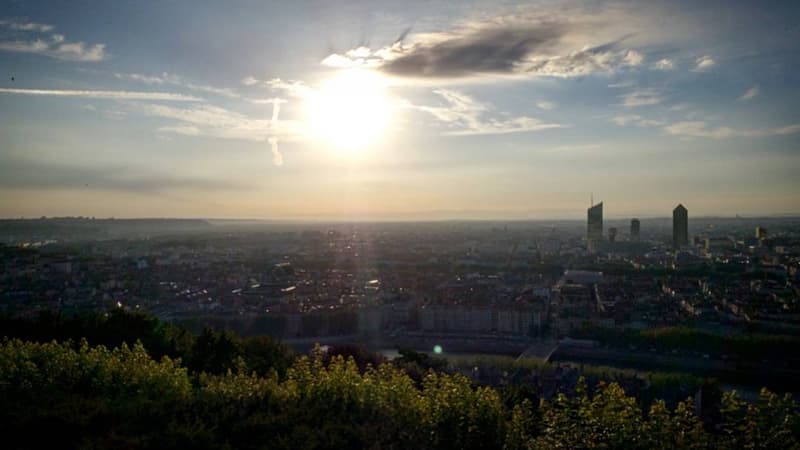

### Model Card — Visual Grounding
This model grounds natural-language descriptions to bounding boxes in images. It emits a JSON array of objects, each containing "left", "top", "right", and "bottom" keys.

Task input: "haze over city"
[{"left": 1, "top": 0, "right": 799, "bottom": 220}]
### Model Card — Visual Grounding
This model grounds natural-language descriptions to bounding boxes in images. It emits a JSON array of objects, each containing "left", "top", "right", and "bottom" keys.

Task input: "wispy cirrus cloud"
[
  {"left": 619, "top": 88, "right": 663, "bottom": 107},
  {"left": 663, "top": 120, "right": 800, "bottom": 139},
  {"left": 136, "top": 101, "right": 302, "bottom": 166},
  {"left": 0, "top": 88, "right": 201, "bottom": 101},
  {"left": 738, "top": 85, "right": 759, "bottom": 101},
  {"left": 0, "top": 18, "right": 105, "bottom": 61},
  {"left": 242, "top": 76, "right": 313, "bottom": 99},
  {"left": 693, "top": 55, "right": 715, "bottom": 72},
  {"left": 413, "top": 89, "right": 564, "bottom": 136},
  {"left": 0, "top": 20, "right": 53, "bottom": 33},
  {"left": 536, "top": 100, "right": 557, "bottom": 110},
  {"left": 652, "top": 58, "right": 674, "bottom": 70},
  {"left": 114, "top": 72, "right": 240, "bottom": 98},
  {"left": 611, "top": 114, "right": 663, "bottom": 127}
]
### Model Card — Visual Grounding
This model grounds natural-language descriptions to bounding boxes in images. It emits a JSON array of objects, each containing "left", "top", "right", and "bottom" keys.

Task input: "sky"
[{"left": 0, "top": 0, "right": 799, "bottom": 220}]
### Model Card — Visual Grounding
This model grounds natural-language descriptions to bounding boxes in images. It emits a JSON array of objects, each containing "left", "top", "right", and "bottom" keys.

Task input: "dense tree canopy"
[{"left": 0, "top": 311, "right": 798, "bottom": 449}]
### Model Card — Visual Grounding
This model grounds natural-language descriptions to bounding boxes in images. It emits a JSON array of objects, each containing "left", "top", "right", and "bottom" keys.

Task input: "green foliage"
[
  {"left": 1, "top": 316, "right": 799, "bottom": 449},
  {"left": 0, "top": 310, "right": 294, "bottom": 379}
]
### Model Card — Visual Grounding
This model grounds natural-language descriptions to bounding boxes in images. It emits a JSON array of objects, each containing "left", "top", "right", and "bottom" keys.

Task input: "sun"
[{"left": 307, "top": 69, "right": 391, "bottom": 153}]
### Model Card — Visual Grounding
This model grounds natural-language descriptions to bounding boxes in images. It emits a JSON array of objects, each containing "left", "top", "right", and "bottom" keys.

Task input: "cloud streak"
[
  {"left": 619, "top": 88, "right": 663, "bottom": 107},
  {"left": 0, "top": 19, "right": 106, "bottom": 61},
  {"left": 114, "top": 72, "right": 240, "bottom": 98},
  {"left": 0, "top": 88, "right": 202, "bottom": 101},
  {"left": 137, "top": 102, "right": 303, "bottom": 143},
  {"left": 663, "top": 121, "right": 800, "bottom": 139},
  {"left": 738, "top": 85, "right": 759, "bottom": 101},
  {"left": 693, "top": 55, "right": 715, "bottom": 72},
  {"left": 413, "top": 89, "right": 563, "bottom": 136}
]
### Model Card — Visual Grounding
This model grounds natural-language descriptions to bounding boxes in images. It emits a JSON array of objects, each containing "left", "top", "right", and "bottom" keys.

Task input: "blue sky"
[{"left": 0, "top": 0, "right": 798, "bottom": 219}]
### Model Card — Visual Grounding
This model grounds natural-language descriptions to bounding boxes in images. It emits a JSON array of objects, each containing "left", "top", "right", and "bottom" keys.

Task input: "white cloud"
[
  {"left": 653, "top": 58, "right": 674, "bottom": 70},
  {"left": 619, "top": 88, "right": 663, "bottom": 107},
  {"left": 0, "top": 20, "right": 53, "bottom": 32},
  {"left": 141, "top": 99, "right": 296, "bottom": 166},
  {"left": 611, "top": 114, "right": 663, "bottom": 127},
  {"left": 623, "top": 50, "right": 644, "bottom": 66},
  {"left": 536, "top": 100, "right": 557, "bottom": 110},
  {"left": 738, "top": 85, "right": 759, "bottom": 101},
  {"left": 242, "top": 76, "right": 313, "bottom": 99},
  {"left": 693, "top": 55, "right": 715, "bottom": 72},
  {"left": 114, "top": 72, "right": 240, "bottom": 98},
  {"left": 0, "top": 20, "right": 106, "bottom": 61},
  {"left": 663, "top": 121, "right": 800, "bottom": 139},
  {"left": 413, "top": 89, "right": 564, "bottom": 136},
  {"left": 0, "top": 88, "right": 201, "bottom": 101},
  {"left": 137, "top": 102, "right": 303, "bottom": 142},
  {"left": 241, "top": 76, "right": 259, "bottom": 86}
]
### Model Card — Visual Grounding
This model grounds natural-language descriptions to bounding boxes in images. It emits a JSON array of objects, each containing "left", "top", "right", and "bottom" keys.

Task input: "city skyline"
[{"left": 1, "top": 0, "right": 799, "bottom": 220}]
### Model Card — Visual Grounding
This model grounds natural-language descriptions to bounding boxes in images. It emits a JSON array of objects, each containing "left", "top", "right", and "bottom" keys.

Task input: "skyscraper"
[
  {"left": 673, "top": 204, "right": 688, "bottom": 249},
  {"left": 608, "top": 227, "right": 618, "bottom": 242},
  {"left": 587, "top": 202, "right": 603, "bottom": 246},
  {"left": 630, "top": 218, "right": 640, "bottom": 241}
]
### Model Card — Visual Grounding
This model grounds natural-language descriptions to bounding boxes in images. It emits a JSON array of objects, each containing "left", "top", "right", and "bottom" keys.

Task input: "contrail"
[
  {"left": 269, "top": 99, "right": 283, "bottom": 166},
  {"left": 269, "top": 137, "right": 282, "bottom": 166}
]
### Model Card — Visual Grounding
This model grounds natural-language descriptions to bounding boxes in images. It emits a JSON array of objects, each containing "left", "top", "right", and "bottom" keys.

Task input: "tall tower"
[
  {"left": 587, "top": 202, "right": 603, "bottom": 247},
  {"left": 673, "top": 204, "right": 688, "bottom": 249},
  {"left": 630, "top": 218, "right": 640, "bottom": 242}
]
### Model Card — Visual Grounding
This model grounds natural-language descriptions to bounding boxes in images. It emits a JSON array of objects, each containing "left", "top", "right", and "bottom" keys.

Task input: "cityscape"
[
  {"left": 2, "top": 0, "right": 800, "bottom": 448},
  {"left": 3, "top": 209, "right": 799, "bottom": 386}
]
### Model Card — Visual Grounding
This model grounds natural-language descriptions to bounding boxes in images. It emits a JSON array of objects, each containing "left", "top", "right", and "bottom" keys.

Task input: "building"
[
  {"left": 630, "top": 218, "right": 640, "bottom": 241},
  {"left": 608, "top": 227, "right": 618, "bottom": 242},
  {"left": 673, "top": 204, "right": 688, "bottom": 249},
  {"left": 587, "top": 202, "right": 603, "bottom": 249},
  {"left": 756, "top": 226, "right": 768, "bottom": 240}
]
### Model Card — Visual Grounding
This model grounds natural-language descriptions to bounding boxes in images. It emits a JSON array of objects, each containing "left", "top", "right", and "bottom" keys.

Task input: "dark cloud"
[
  {"left": 382, "top": 23, "right": 566, "bottom": 78},
  {"left": 322, "top": 18, "right": 644, "bottom": 79}
]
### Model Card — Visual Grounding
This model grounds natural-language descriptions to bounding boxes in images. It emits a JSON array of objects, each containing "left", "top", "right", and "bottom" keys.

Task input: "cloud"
[
  {"left": 0, "top": 19, "right": 106, "bottom": 61},
  {"left": 269, "top": 137, "right": 283, "bottom": 166},
  {"left": 653, "top": 58, "right": 674, "bottom": 70},
  {"left": 114, "top": 72, "right": 240, "bottom": 98},
  {"left": 738, "top": 85, "right": 759, "bottom": 101},
  {"left": 321, "top": 15, "right": 649, "bottom": 81},
  {"left": 622, "top": 50, "right": 644, "bottom": 66},
  {"left": 0, "top": 20, "right": 53, "bottom": 32},
  {"left": 137, "top": 102, "right": 303, "bottom": 143},
  {"left": 241, "top": 76, "right": 259, "bottom": 86},
  {"left": 693, "top": 55, "right": 715, "bottom": 72},
  {"left": 0, "top": 88, "right": 202, "bottom": 101},
  {"left": 240, "top": 76, "right": 312, "bottom": 98},
  {"left": 611, "top": 114, "right": 663, "bottom": 127},
  {"left": 536, "top": 100, "right": 557, "bottom": 110},
  {"left": 619, "top": 88, "right": 663, "bottom": 107},
  {"left": 413, "top": 89, "right": 564, "bottom": 136},
  {"left": 663, "top": 121, "right": 800, "bottom": 139},
  {"left": 608, "top": 80, "right": 636, "bottom": 88}
]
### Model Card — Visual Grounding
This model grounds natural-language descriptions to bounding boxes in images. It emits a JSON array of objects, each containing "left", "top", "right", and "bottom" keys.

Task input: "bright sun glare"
[{"left": 307, "top": 69, "right": 391, "bottom": 153}]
